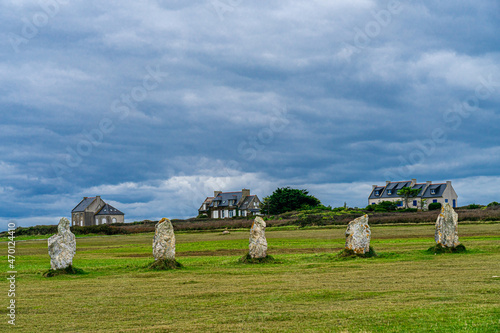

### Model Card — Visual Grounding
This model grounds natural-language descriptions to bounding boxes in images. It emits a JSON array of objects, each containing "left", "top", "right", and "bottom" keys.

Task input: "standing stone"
[
  {"left": 153, "top": 218, "right": 176, "bottom": 261},
  {"left": 345, "top": 214, "right": 371, "bottom": 254},
  {"left": 249, "top": 216, "right": 268, "bottom": 259},
  {"left": 435, "top": 203, "right": 460, "bottom": 248},
  {"left": 48, "top": 217, "right": 76, "bottom": 270}
]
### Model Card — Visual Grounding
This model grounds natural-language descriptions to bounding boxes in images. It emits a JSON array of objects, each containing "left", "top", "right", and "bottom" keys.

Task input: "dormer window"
[
  {"left": 387, "top": 190, "right": 392, "bottom": 195},
  {"left": 375, "top": 190, "right": 380, "bottom": 196},
  {"left": 430, "top": 189, "right": 436, "bottom": 195}
]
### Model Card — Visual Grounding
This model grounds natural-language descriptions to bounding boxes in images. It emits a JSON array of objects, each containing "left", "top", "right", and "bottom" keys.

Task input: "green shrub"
[
  {"left": 487, "top": 201, "right": 499, "bottom": 207},
  {"left": 428, "top": 202, "right": 442, "bottom": 211},
  {"left": 14, "top": 225, "right": 57, "bottom": 236},
  {"left": 71, "top": 224, "right": 129, "bottom": 235},
  {"left": 366, "top": 201, "right": 398, "bottom": 212},
  {"left": 13, "top": 224, "right": 130, "bottom": 236},
  {"left": 467, "top": 203, "right": 482, "bottom": 209}
]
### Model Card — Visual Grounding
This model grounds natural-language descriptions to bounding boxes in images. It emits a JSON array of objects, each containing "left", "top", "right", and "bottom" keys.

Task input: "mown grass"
[{"left": 1, "top": 224, "right": 499, "bottom": 332}]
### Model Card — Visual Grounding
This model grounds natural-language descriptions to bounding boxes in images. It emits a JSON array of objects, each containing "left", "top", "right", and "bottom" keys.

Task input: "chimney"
[
  {"left": 426, "top": 181, "right": 432, "bottom": 186},
  {"left": 242, "top": 188, "right": 250, "bottom": 198},
  {"left": 214, "top": 191, "right": 222, "bottom": 197},
  {"left": 446, "top": 181, "right": 451, "bottom": 186},
  {"left": 386, "top": 181, "right": 391, "bottom": 186},
  {"left": 411, "top": 179, "right": 417, "bottom": 186},
  {"left": 96, "top": 196, "right": 101, "bottom": 201}
]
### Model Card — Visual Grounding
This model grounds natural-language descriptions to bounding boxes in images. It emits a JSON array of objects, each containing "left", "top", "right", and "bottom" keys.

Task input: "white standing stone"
[
  {"left": 345, "top": 214, "right": 371, "bottom": 254},
  {"left": 249, "top": 216, "right": 268, "bottom": 259},
  {"left": 153, "top": 218, "right": 176, "bottom": 261},
  {"left": 435, "top": 203, "right": 460, "bottom": 248},
  {"left": 48, "top": 217, "right": 76, "bottom": 270}
]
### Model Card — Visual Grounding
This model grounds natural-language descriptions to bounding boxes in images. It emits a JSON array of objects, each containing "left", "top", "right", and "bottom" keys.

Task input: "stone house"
[
  {"left": 198, "top": 189, "right": 261, "bottom": 218},
  {"left": 71, "top": 196, "right": 125, "bottom": 226},
  {"left": 368, "top": 179, "right": 458, "bottom": 209}
]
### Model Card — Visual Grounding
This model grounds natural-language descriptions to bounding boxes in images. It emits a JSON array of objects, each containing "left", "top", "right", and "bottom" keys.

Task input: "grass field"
[{"left": 2, "top": 223, "right": 500, "bottom": 332}]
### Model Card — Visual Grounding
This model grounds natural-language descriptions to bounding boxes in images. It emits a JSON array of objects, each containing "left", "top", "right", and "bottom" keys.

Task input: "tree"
[
  {"left": 397, "top": 187, "right": 421, "bottom": 209},
  {"left": 420, "top": 198, "right": 428, "bottom": 211},
  {"left": 429, "top": 202, "right": 442, "bottom": 211},
  {"left": 261, "top": 187, "right": 321, "bottom": 215}
]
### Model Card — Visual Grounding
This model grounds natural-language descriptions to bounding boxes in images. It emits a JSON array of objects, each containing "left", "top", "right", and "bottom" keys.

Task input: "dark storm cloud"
[{"left": 1, "top": 0, "right": 499, "bottom": 227}]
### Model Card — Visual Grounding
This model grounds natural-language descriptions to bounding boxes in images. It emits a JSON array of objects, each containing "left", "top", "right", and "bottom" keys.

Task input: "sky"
[{"left": 1, "top": 0, "right": 500, "bottom": 229}]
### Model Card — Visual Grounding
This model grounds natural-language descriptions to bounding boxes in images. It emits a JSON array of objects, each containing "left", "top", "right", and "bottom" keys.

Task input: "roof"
[
  {"left": 209, "top": 191, "right": 244, "bottom": 208},
  {"left": 421, "top": 184, "right": 447, "bottom": 198},
  {"left": 368, "top": 186, "right": 386, "bottom": 200},
  {"left": 199, "top": 197, "right": 215, "bottom": 211},
  {"left": 239, "top": 195, "right": 256, "bottom": 210},
  {"left": 369, "top": 181, "right": 449, "bottom": 200},
  {"left": 72, "top": 197, "right": 96, "bottom": 213},
  {"left": 96, "top": 203, "right": 124, "bottom": 216}
]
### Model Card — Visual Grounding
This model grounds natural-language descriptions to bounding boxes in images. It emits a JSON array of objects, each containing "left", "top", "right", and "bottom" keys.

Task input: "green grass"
[{"left": 1, "top": 224, "right": 499, "bottom": 332}]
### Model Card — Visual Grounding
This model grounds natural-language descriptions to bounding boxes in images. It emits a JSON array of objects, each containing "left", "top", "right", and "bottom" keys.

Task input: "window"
[
  {"left": 229, "top": 211, "right": 233, "bottom": 217},
  {"left": 445, "top": 199, "right": 448, "bottom": 203},
  {"left": 387, "top": 190, "right": 392, "bottom": 195},
  {"left": 397, "top": 201, "right": 403, "bottom": 207},
  {"left": 222, "top": 210, "right": 225, "bottom": 218},
  {"left": 413, "top": 200, "right": 417, "bottom": 206},
  {"left": 112, "top": 218, "right": 117, "bottom": 223},
  {"left": 102, "top": 218, "right": 106, "bottom": 224},
  {"left": 375, "top": 190, "right": 380, "bottom": 196},
  {"left": 371, "top": 202, "right": 376, "bottom": 205},
  {"left": 430, "top": 189, "right": 436, "bottom": 195},
  {"left": 433, "top": 199, "right": 437, "bottom": 203}
]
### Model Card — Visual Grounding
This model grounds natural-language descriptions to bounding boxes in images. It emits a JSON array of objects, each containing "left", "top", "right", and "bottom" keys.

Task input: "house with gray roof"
[
  {"left": 71, "top": 196, "right": 125, "bottom": 226},
  {"left": 198, "top": 189, "right": 261, "bottom": 218},
  {"left": 368, "top": 179, "right": 458, "bottom": 209}
]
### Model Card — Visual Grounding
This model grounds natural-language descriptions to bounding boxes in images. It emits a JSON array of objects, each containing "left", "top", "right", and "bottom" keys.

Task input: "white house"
[{"left": 368, "top": 179, "right": 458, "bottom": 209}]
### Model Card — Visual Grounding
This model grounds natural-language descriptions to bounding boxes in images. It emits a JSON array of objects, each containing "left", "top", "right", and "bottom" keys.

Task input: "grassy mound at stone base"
[
  {"left": 148, "top": 259, "right": 183, "bottom": 270},
  {"left": 427, "top": 243, "right": 466, "bottom": 254},
  {"left": 239, "top": 253, "right": 277, "bottom": 264},
  {"left": 43, "top": 265, "right": 85, "bottom": 277},
  {"left": 337, "top": 246, "right": 378, "bottom": 259}
]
